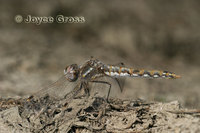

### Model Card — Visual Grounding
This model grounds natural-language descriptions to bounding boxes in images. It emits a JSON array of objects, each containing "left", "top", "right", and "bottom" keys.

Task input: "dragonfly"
[{"left": 31, "top": 58, "right": 180, "bottom": 101}]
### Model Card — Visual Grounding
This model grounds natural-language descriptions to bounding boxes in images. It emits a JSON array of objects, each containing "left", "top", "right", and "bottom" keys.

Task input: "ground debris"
[{"left": 0, "top": 96, "right": 200, "bottom": 133}]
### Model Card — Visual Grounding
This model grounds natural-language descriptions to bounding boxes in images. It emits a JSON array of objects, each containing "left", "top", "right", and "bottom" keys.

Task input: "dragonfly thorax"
[{"left": 64, "top": 64, "right": 79, "bottom": 82}]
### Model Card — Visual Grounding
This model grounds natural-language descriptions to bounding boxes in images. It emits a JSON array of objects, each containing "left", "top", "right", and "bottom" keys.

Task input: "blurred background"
[{"left": 0, "top": 0, "right": 199, "bottom": 108}]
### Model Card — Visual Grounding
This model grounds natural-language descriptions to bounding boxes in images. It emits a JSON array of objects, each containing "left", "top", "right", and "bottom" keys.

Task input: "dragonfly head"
[{"left": 64, "top": 64, "right": 79, "bottom": 82}]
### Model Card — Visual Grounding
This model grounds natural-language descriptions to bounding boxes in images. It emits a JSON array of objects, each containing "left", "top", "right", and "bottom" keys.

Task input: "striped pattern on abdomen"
[{"left": 103, "top": 65, "right": 180, "bottom": 79}]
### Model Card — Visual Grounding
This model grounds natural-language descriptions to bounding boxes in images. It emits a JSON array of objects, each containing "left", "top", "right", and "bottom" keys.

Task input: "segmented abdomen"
[{"left": 103, "top": 65, "right": 180, "bottom": 79}]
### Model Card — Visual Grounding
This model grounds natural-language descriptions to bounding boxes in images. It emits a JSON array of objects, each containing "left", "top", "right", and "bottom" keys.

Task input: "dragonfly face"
[{"left": 64, "top": 64, "right": 79, "bottom": 82}]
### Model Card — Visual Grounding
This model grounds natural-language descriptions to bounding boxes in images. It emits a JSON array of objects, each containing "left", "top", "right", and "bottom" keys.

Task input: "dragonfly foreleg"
[
  {"left": 90, "top": 81, "right": 111, "bottom": 102},
  {"left": 82, "top": 82, "right": 90, "bottom": 97}
]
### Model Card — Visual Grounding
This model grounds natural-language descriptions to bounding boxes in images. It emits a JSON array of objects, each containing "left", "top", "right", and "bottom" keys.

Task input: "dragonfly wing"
[
  {"left": 114, "top": 77, "right": 126, "bottom": 92},
  {"left": 32, "top": 75, "right": 81, "bottom": 100}
]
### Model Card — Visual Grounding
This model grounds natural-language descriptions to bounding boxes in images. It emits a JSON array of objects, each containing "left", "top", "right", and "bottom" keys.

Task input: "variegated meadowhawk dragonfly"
[{"left": 31, "top": 58, "right": 180, "bottom": 101}]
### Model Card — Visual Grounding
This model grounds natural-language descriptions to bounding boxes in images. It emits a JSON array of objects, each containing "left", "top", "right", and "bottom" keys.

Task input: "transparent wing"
[
  {"left": 89, "top": 76, "right": 125, "bottom": 99},
  {"left": 32, "top": 75, "right": 81, "bottom": 100},
  {"left": 114, "top": 77, "right": 126, "bottom": 92}
]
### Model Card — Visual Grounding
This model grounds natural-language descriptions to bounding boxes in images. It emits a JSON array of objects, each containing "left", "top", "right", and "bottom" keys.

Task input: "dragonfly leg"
[
  {"left": 82, "top": 82, "right": 90, "bottom": 97},
  {"left": 90, "top": 81, "right": 111, "bottom": 102},
  {"left": 63, "top": 82, "right": 83, "bottom": 100},
  {"left": 71, "top": 82, "right": 90, "bottom": 99}
]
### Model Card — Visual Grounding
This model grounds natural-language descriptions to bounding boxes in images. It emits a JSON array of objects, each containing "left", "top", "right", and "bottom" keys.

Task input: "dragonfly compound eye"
[{"left": 64, "top": 64, "right": 79, "bottom": 82}]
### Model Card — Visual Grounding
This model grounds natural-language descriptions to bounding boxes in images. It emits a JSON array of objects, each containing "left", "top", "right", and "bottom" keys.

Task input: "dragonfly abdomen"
[{"left": 104, "top": 65, "right": 180, "bottom": 79}]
